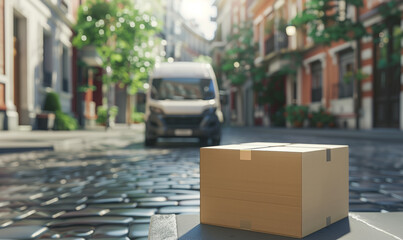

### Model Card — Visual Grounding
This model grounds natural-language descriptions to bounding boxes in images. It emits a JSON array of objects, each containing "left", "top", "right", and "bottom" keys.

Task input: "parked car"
[{"left": 144, "top": 62, "right": 223, "bottom": 146}]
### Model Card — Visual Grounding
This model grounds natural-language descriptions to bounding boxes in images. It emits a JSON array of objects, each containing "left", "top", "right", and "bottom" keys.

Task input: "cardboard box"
[{"left": 200, "top": 142, "right": 349, "bottom": 238}]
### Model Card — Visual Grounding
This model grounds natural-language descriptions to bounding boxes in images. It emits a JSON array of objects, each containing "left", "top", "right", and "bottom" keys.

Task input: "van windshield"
[{"left": 151, "top": 78, "right": 215, "bottom": 100}]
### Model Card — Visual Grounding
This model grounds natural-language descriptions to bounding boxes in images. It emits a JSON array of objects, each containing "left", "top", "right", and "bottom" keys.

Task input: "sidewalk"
[
  {"left": 1, "top": 125, "right": 402, "bottom": 154},
  {"left": 0, "top": 123, "right": 145, "bottom": 154},
  {"left": 239, "top": 127, "right": 403, "bottom": 143}
]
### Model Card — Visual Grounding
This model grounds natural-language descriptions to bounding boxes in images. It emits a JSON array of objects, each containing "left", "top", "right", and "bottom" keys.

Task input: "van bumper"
[{"left": 145, "top": 112, "right": 221, "bottom": 139}]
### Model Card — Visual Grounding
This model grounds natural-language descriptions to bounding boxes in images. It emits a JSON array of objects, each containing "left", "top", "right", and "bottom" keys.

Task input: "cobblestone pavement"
[{"left": 0, "top": 127, "right": 403, "bottom": 239}]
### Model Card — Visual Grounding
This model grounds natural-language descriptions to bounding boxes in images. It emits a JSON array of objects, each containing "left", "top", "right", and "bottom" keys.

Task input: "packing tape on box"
[
  {"left": 326, "top": 149, "right": 331, "bottom": 162},
  {"left": 326, "top": 216, "right": 331, "bottom": 226},
  {"left": 240, "top": 149, "right": 252, "bottom": 160}
]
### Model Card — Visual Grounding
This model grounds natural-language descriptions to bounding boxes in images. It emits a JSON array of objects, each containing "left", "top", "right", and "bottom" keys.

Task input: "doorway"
[
  {"left": 13, "top": 13, "right": 28, "bottom": 125},
  {"left": 373, "top": 24, "right": 402, "bottom": 128}
]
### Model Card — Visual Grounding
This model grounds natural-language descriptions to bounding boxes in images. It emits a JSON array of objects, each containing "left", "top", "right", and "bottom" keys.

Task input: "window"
[
  {"left": 373, "top": 22, "right": 402, "bottom": 127},
  {"left": 337, "top": 50, "right": 354, "bottom": 98},
  {"left": 151, "top": 78, "right": 215, "bottom": 100},
  {"left": 62, "top": 46, "right": 69, "bottom": 92},
  {"left": 43, "top": 33, "right": 52, "bottom": 88},
  {"left": 311, "top": 61, "right": 322, "bottom": 102},
  {"left": 232, "top": 7, "right": 239, "bottom": 32},
  {"left": 0, "top": 0, "right": 5, "bottom": 75},
  {"left": 337, "top": 0, "right": 346, "bottom": 21}
]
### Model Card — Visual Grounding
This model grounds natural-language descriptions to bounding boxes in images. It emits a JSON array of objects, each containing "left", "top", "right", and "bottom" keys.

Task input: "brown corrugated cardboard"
[
  {"left": 200, "top": 143, "right": 349, "bottom": 238},
  {"left": 289, "top": 143, "right": 349, "bottom": 236}
]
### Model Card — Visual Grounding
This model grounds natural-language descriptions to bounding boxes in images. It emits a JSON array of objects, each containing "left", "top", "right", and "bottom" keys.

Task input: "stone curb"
[{"left": 0, "top": 125, "right": 145, "bottom": 155}]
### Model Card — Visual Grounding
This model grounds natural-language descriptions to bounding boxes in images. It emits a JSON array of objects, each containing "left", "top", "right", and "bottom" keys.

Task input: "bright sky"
[{"left": 180, "top": 0, "right": 217, "bottom": 40}]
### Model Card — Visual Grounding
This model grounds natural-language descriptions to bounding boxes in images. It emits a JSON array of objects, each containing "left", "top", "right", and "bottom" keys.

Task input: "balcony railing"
[
  {"left": 312, "top": 87, "right": 322, "bottom": 102},
  {"left": 332, "top": 82, "right": 354, "bottom": 99},
  {"left": 264, "top": 32, "right": 288, "bottom": 56},
  {"left": 265, "top": 36, "right": 275, "bottom": 56}
]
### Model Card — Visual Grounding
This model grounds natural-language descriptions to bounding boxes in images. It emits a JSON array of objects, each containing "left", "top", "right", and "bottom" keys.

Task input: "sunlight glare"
[{"left": 180, "top": 0, "right": 216, "bottom": 39}]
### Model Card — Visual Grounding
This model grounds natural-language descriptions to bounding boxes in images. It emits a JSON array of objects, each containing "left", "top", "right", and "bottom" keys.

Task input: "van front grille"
[{"left": 164, "top": 116, "right": 203, "bottom": 128}]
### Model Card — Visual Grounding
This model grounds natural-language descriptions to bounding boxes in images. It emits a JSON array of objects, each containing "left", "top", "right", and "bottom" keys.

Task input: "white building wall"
[
  {"left": 3, "top": 0, "right": 74, "bottom": 129},
  {"left": 360, "top": 97, "right": 372, "bottom": 129},
  {"left": 330, "top": 98, "right": 355, "bottom": 128},
  {"left": 2, "top": 0, "right": 18, "bottom": 129}
]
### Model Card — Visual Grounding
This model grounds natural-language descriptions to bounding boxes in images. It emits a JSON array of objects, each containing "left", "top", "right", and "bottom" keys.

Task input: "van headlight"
[
  {"left": 203, "top": 107, "right": 217, "bottom": 115},
  {"left": 150, "top": 106, "right": 164, "bottom": 115}
]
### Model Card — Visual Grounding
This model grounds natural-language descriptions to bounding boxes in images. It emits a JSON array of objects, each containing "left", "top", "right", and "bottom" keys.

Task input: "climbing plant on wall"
[{"left": 291, "top": 0, "right": 367, "bottom": 45}]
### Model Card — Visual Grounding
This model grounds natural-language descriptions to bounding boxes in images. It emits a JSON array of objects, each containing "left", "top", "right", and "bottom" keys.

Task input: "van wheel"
[
  {"left": 145, "top": 138, "right": 157, "bottom": 147},
  {"left": 212, "top": 137, "right": 221, "bottom": 146}
]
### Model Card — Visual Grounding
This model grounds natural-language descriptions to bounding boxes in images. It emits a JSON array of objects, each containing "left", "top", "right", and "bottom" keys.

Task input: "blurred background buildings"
[
  {"left": 1, "top": 0, "right": 403, "bottom": 131},
  {"left": 213, "top": 0, "right": 403, "bottom": 130},
  {"left": 0, "top": 0, "right": 211, "bottom": 130},
  {"left": 0, "top": 0, "right": 77, "bottom": 130}
]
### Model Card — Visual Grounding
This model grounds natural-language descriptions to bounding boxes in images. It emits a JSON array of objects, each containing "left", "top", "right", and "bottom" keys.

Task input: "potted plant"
[
  {"left": 37, "top": 92, "right": 78, "bottom": 130},
  {"left": 131, "top": 109, "right": 144, "bottom": 124},
  {"left": 285, "top": 105, "right": 309, "bottom": 128},
  {"left": 96, "top": 106, "right": 118, "bottom": 126},
  {"left": 36, "top": 92, "right": 61, "bottom": 130},
  {"left": 310, "top": 108, "right": 337, "bottom": 128}
]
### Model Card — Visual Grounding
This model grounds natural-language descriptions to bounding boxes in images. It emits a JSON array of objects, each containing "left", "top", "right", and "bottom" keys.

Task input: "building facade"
[
  {"left": 0, "top": 0, "right": 77, "bottom": 130},
  {"left": 162, "top": 0, "right": 210, "bottom": 62},
  {"left": 212, "top": 0, "right": 256, "bottom": 126},
  {"left": 178, "top": 20, "right": 210, "bottom": 61},
  {"left": 217, "top": 0, "right": 403, "bottom": 129}
]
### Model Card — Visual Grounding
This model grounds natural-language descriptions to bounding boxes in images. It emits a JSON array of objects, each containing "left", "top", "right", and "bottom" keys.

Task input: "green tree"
[
  {"left": 221, "top": 21, "right": 265, "bottom": 86},
  {"left": 73, "top": 0, "right": 159, "bottom": 92},
  {"left": 193, "top": 55, "right": 212, "bottom": 64},
  {"left": 73, "top": 0, "right": 160, "bottom": 126},
  {"left": 219, "top": 21, "right": 265, "bottom": 125}
]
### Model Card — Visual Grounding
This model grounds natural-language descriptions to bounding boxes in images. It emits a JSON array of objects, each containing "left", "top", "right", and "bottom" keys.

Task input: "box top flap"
[
  {"left": 239, "top": 142, "right": 290, "bottom": 146},
  {"left": 254, "top": 146, "right": 326, "bottom": 153},
  {"left": 290, "top": 144, "right": 348, "bottom": 149},
  {"left": 202, "top": 143, "right": 348, "bottom": 152},
  {"left": 202, "top": 142, "right": 287, "bottom": 150},
  {"left": 201, "top": 144, "right": 260, "bottom": 150}
]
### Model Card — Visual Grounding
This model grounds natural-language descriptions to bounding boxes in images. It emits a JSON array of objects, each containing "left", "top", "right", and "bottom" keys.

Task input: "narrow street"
[{"left": 0, "top": 126, "right": 403, "bottom": 239}]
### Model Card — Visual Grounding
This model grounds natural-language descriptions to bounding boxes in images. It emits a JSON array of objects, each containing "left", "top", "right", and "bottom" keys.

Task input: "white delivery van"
[{"left": 144, "top": 62, "right": 223, "bottom": 146}]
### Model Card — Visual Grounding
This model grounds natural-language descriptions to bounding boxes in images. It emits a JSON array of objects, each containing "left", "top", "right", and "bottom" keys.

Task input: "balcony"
[{"left": 264, "top": 32, "right": 288, "bottom": 56}]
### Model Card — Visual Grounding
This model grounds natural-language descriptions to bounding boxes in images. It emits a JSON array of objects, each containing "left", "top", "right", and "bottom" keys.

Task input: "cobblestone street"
[{"left": 0, "top": 127, "right": 403, "bottom": 239}]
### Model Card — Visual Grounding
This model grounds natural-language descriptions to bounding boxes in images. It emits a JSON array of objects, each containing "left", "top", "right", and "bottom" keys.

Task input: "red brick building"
[{"left": 250, "top": 0, "right": 403, "bottom": 129}]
